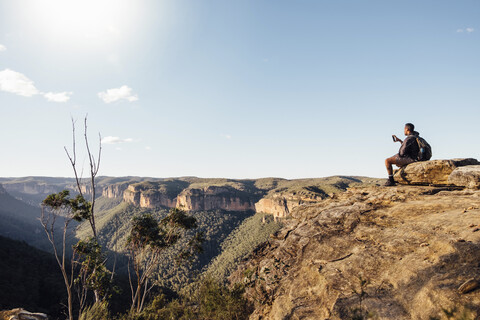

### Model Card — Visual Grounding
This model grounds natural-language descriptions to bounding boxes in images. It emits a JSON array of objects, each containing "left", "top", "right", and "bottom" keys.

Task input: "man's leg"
[{"left": 385, "top": 155, "right": 397, "bottom": 186}]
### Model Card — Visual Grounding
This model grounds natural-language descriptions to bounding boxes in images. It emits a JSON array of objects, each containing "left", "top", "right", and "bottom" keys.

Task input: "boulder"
[
  {"left": 394, "top": 158, "right": 480, "bottom": 186},
  {"left": 0, "top": 308, "right": 48, "bottom": 320},
  {"left": 448, "top": 165, "right": 480, "bottom": 189}
]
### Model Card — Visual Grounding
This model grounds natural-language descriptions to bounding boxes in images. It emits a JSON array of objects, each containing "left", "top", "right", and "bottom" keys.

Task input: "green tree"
[{"left": 126, "top": 208, "right": 204, "bottom": 313}]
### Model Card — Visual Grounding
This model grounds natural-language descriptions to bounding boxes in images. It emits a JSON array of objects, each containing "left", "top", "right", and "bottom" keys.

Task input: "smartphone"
[{"left": 392, "top": 135, "right": 396, "bottom": 142}]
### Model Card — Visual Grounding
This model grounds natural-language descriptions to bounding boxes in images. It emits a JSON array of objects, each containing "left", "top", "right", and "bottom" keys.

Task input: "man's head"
[{"left": 404, "top": 123, "right": 415, "bottom": 135}]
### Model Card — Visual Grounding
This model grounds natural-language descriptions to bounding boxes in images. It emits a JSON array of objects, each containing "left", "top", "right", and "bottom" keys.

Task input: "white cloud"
[
  {"left": 0, "top": 68, "right": 74, "bottom": 103},
  {"left": 98, "top": 85, "right": 138, "bottom": 103},
  {"left": 0, "top": 69, "right": 40, "bottom": 97},
  {"left": 44, "top": 91, "right": 73, "bottom": 102},
  {"left": 101, "top": 136, "right": 134, "bottom": 144},
  {"left": 457, "top": 27, "right": 475, "bottom": 33},
  {"left": 0, "top": 44, "right": 6, "bottom": 52},
  {"left": 145, "top": 146, "right": 152, "bottom": 150}
]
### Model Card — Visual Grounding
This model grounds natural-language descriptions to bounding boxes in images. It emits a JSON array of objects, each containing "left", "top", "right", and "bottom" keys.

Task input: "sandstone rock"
[
  {"left": 448, "top": 165, "right": 480, "bottom": 189},
  {"left": 255, "top": 197, "right": 290, "bottom": 218},
  {"left": 102, "top": 182, "right": 130, "bottom": 198},
  {"left": 123, "top": 184, "right": 178, "bottom": 209},
  {"left": 254, "top": 196, "right": 318, "bottom": 218},
  {"left": 394, "top": 158, "right": 479, "bottom": 186},
  {"left": 176, "top": 186, "right": 256, "bottom": 211},
  {"left": 0, "top": 308, "right": 48, "bottom": 320},
  {"left": 230, "top": 185, "right": 480, "bottom": 319}
]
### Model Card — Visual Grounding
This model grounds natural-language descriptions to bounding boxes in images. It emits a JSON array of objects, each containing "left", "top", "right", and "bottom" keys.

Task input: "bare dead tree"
[
  {"left": 62, "top": 116, "right": 111, "bottom": 305},
  {"left": 64, "top": 116, "right": 101, "bottom": 239}
]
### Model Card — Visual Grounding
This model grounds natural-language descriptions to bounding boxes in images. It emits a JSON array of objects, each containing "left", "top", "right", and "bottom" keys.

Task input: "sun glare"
[{"left": 20, "top": 0, "right": 141, "bottom": 47}]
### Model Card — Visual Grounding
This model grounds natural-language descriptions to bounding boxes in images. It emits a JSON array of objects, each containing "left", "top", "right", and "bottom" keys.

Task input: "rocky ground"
[{"left": 230, "top": 185, "right": 480, "bottom": 320}]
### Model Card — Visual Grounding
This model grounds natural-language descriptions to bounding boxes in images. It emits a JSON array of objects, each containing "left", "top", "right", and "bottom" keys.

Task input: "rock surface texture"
[
  {"left": 394, "top": 158, "right": 480, "bottom": 186},
  {"left": 448, "top": 165, "right": 480, "bottom": 189},
  {"left": 0, "top": 308, "right": 48, "bottom": 320},
  {"left": 230, "top": 185, "right": 480, "bottom": 319}
]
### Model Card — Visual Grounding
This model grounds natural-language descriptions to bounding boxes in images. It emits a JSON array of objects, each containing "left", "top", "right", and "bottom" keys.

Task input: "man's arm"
[{"left": 392, "top": 135, "right": 403, "bottom": 144}]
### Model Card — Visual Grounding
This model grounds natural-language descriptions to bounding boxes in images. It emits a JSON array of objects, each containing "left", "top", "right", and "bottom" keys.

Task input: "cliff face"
[
  {"left": 122, "top": 182, "right": 182, "bottom": 209},
  {"left": 102, "top": 182, "right": 130, "bottom": 199},
  {"left": 123, "top": 185, "right": 176, "bottom": 208},
  {"left": 254, "top": 195, "right": 321, "bottom": 218},
  {"left": 230, "top": 185, "right": 480, "bottom": 319},
  {"left": 111, "top": 176, "right": 381, "bottom": 214},
  {"left": 176, "top": 186, "right": 257, "bottom": 212}
]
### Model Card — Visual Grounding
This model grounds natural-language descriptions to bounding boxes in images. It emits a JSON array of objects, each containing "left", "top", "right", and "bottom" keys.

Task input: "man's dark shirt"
[{"left": 399, "top": 133, "right": 420, "bottom": 159}]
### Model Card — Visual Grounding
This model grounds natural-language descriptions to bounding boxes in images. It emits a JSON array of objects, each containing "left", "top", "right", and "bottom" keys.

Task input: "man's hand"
[{"left": 392, "top": 135, "right": 402, "bottom": 143}]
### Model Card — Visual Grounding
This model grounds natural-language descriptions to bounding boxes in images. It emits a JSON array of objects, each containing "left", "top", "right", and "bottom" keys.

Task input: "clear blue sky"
[{"left": 0, "top": 0, "right": 479, "bottom": 179}]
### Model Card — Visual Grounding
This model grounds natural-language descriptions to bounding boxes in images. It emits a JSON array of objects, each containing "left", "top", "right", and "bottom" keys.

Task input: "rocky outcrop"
[
  {"left": 448, "top": 165, "right": 480, "bottom": 189},
  {"left": 0, "top": 308, "right": 48, "bottom": 320},
  {"left": 102, "top": 182, "right": 130, "bottom": 199},
  {"left": 254, "top": 195, "right": 321, "bottom": 218},
  {"left": 254, "top": 197, "right": 290, "bottom": 218},
  {"left": 123, "top": 185, "right": 178, "bottom": 209},
  {"left": 230, "top": 185, "right": 480, "bottom": 319},
  {"left": 394, "top": 158, "right": 480, "bottom": 186},
  {"left": 141, "top": 191, "right": 177, "bottom": 208},
  {"left": 176, "top": 186, "right": 256, "bottom": 211}
]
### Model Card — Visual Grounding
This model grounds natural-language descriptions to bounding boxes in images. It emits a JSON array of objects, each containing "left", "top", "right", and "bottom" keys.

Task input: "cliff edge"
[{"left": 230, "top": 185, "right": 480, "bottom": 319}]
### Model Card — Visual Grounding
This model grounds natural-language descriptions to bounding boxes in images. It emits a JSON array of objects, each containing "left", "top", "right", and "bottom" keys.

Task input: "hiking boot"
[{"left": 384, "top": 179, "right": 396, "bottom": 187}]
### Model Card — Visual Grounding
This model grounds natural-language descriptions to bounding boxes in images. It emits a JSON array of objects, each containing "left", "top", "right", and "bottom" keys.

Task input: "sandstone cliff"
[
  {"left": 230, "top": 185, "right": 480, "bottom": 319},
  {"left": 102, "top": 182, "right": 131, "bottom": 199},
  {"left": 254, "top": 195, "right": 319, "bottom": 218},
  {"left": 116, "top": 176, "right": 382, "bottom": 215},
  {"left": 176, "top": 185, "right": 257, "bottom": 212},
  {"left": 123, "top": 180, "right": 186, "bottom": 209},
  {"left": 254, "top": 176, "right": 381, "bottom": 217}
]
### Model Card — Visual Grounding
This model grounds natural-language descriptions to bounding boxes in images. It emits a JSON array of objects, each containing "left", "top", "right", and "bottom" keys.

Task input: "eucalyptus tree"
[{"left": 126, "top": 208, "right": 204, "bottom": 313}]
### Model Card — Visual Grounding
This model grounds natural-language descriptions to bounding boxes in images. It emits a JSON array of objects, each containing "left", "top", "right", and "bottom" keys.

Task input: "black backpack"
[{"left": 416, "top": 137, "right": 432, "bottom": 161}]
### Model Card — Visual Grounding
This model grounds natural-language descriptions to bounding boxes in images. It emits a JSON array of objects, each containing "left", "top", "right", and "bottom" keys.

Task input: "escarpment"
[
  {"left": 108, "top": 176, "right": 379, "bottom": 215},
  {"left": 176, "top": 185, "right": 257, "bottom": 211},
  {"left": 229, "top": 185, "right": 480, "bottom": 319},
  {"left": 122, "top": 180, "right": 187, "bottom": 209}
]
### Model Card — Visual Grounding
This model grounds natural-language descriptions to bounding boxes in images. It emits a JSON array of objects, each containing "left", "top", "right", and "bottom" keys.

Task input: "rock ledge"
[{"left": 394, "top": 158, "right": 480, "bottom": 187}]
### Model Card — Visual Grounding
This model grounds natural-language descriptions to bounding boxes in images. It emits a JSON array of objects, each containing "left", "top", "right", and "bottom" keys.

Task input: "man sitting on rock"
[{"left": 385, "top": 123, "right": 420, "bottom": 186}]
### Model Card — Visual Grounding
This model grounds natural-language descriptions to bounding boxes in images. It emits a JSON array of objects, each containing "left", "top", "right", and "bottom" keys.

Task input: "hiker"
[{"left": 385, "top": 123, "right": 420, "bottom": 186}]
